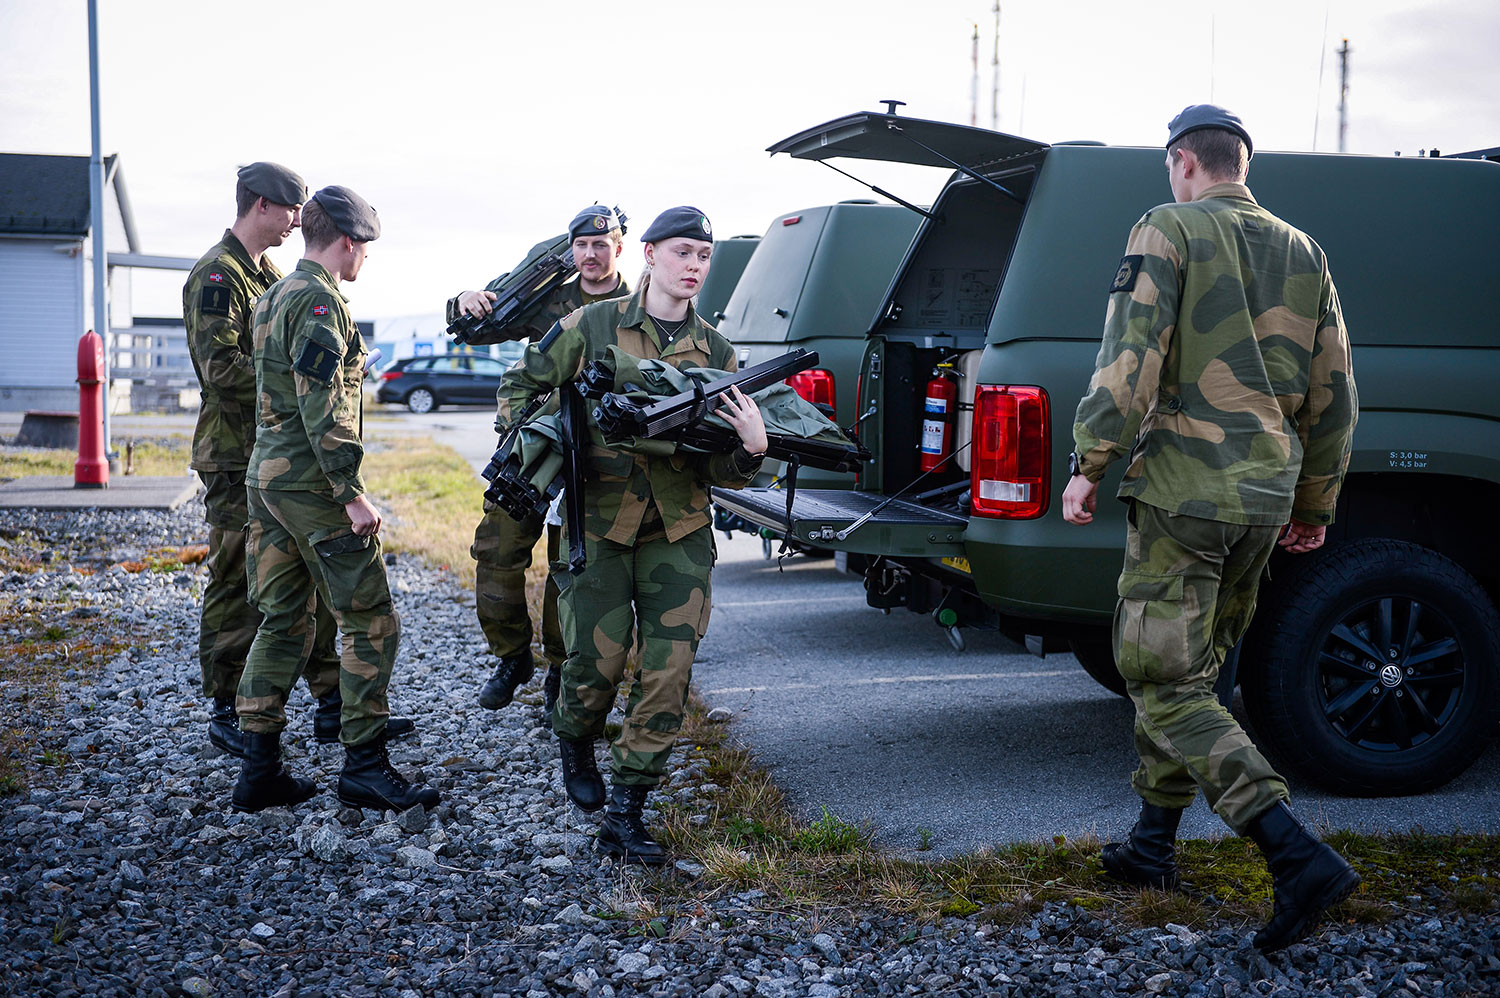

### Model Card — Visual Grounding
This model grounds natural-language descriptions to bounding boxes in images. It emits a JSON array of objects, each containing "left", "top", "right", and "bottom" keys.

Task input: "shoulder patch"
[
  {"left": 312, "top": 303, "right": 329, "bottom": 316},
  {"left": 294, "top": 339, "right": 342, "bottom": 384},
  {"left": 199, "top": 285, "right": 232, "bottom": 317},
  {"left": 1109, "top": 255, "right": 1144, "bottom": 294},
  {"left": 207, "top": 272, "right": 225, "bottom": 283}
]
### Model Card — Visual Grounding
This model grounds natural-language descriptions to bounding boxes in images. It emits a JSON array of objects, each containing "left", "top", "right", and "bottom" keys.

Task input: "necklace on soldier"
[{"left": 648, "top": 313, "right": 688, "bottom": 345}]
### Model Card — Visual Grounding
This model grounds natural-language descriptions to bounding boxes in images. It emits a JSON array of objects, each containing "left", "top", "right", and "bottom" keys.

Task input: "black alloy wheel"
[{"left": 1242, "top": 539, "right": 1500, "bottom": 796}]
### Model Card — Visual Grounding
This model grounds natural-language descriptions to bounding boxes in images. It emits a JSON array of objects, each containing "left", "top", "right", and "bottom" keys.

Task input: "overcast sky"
[{"left": 3, "top": 0, "right": 1497, "bottom": 323}]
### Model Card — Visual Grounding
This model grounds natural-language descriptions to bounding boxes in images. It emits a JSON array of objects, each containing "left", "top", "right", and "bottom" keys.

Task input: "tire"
[
  {"left": 405, "top": 388, "right": 437, "bottom": 414},
  {"left": 1241, "top": 539, "right": 1500, "bottom": 796},
  {"left": 1069, "top": 631, "right": 1129, "bottom": 698}
]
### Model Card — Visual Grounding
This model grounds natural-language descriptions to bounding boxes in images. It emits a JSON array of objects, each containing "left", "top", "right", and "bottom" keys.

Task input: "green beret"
[
  {"left": 569, "top": 205, "right": 623, "bottom": 240},
  {"left": 640, "top": 206, "right": 712, "bottom": 244},
  {"left": 237, "top": 161, "right": 308, "bottom": 206},
  {"left": 309, "top": 185, "right": 380, "bottom": 242},
  {"left": 1167, "top": 104, "right": 1253, "bottom": 159}
]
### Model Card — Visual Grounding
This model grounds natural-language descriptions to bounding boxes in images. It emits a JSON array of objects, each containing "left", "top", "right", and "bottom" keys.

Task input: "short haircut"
[
  {"left": 300, "top": 198, "right": 343, "bottom": 250},
  {"left": 1168, "top": 128, "right": 1249, "bottom": 181},
  {"left": 234, "top": 181, "right": 258, "bottom": 219}
]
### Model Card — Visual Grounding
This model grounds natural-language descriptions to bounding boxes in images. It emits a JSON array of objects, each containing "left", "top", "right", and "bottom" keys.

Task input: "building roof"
[{"left": 0, "top": 152, "right": 139, "bottom": 249}]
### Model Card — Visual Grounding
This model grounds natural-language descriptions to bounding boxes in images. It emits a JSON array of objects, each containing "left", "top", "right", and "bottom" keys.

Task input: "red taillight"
[
  {"left": 782, "top": 215, "right": 802, "bottom": 226},
  {"left": 787, "top": 369, "right": 835, "bottom": 409},
  {"left": 970, "top": 385, "right": 1050, "bottom": 519},
  {"left": 381, "top": 370, "right": 403, "bottom": 382}
]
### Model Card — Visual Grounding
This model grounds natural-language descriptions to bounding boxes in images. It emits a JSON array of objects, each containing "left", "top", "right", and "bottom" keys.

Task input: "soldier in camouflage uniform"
[
  {"left": 1062, "top": 106, "right": 1360, "bottom": 952},
  {"left": 497, "top": 206, "right": 765, "bottom": 864},
  {"left": 182, "top": 162, "right": 344, "bottom": 758},
  {"left": 451, "top": 206, "right": 630, "bottom": 717},
  {"left": 235, "top": 186, "right": 436, "bottom": 815}
]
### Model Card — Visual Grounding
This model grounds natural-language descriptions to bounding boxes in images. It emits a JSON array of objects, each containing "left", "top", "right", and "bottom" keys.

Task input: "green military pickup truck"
[{"left": 714, "top": 105, "right": 1500, "bottom": 796}]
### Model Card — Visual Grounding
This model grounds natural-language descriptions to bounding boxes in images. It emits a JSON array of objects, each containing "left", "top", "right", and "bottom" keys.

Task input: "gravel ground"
[{"left": 2, "top": 504, "right": 1498, "bottom": 997}]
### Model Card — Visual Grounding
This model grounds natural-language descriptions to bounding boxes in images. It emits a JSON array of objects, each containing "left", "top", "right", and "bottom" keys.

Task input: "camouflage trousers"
[
  {"left": 472, "top": 503, "right": 564, "bottom": 667},
  {"left": 553, "top": 513, "right": 713, "bottom": 786},
  {"left": 197, "top": 470, "right": 339, "bottom": 701},
  {"left": 241, "top": 487, "right": 400, "bottom": 746},
  {"left": 1113, "top": 500, "right": 1289, "bottom": 834}
]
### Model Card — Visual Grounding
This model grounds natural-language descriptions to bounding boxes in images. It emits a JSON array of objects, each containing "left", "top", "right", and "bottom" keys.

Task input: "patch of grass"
[
  {"left": 645, "top": 691, "right": 1500, "bottom": 934},
  {"left": 0, "top": 436, "right": 193, "bottom": 482},
  {"left": 361, "top": 435, "right": 492, "bottom": 590}
]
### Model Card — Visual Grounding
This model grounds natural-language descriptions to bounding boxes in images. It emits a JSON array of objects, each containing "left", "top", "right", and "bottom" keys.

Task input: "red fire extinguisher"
[{"left": 920, "top": 361, "right": 958, "bottom": 472}]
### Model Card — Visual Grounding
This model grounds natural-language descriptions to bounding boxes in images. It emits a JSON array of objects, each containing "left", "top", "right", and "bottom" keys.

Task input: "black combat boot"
[
  {"left": 231, "top": 731, "right": 317, "bottom": 813},
  {"left": 1101, "top": 801, "right": 1184, "bottom": 890},
  {"left": 208, "top": 697, "right": 246, "bottom": 758},
  {"left": 338, "top": 732, "right": 440, "bottom": 812},
  {"left": 478, "top": 649, "right": 535, "bottom": 710},
  {"left": 313, "top": 690, "right": 416, "bottom": 744},
  {"left": 1246, "top": 801, "right": 1361, "bottom": 951},
  {"left": 556, "top": 736, "right": 605, "bottom": 812},
  {"left": 596, "top": 782, "right": 667, "bottom": 866},
  {"left": 542, "top": 666, "right": 560, "bottom": 726}
]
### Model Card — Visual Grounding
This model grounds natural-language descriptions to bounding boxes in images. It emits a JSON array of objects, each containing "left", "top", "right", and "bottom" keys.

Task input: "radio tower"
[
  {"left": 970, "top": 22, "right": 980, "bottom": 126},
  {"left": 1337, "top": 38, "right": 1351, "bottom": 152},
  {"left": 991, "top": 2, "right": 1001, "bottom": 129}
]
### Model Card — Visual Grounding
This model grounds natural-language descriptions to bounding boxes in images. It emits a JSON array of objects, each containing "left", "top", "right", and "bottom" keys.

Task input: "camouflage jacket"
[
  {"left": 447, "top": 270, "right": 629, "bottom": 347},
  {"left": 1073, "top": 183, "right": 1357, "bottom": 527},
  {"left": 182, "top": 230, "right": 283, "bottom": 472},
  {"left": 496, "top": 277, "right": 761, "bottom": 544},
  {"left": 246, "top": 260, "right": 368, "bottom": 503}
]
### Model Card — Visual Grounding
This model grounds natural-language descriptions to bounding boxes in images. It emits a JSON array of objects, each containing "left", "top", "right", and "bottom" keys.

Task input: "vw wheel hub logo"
[{"left": 1380, "top": 664, "right": 1404, "bottom": 688}]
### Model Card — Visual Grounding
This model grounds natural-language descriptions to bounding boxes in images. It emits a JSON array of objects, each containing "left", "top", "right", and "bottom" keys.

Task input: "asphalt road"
[{"left": 694, "top": 529, "right": 1500, "bottom": 855}]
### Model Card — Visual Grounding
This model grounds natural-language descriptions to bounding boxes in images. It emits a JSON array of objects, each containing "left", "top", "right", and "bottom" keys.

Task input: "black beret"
[
  {"left": 1167, "top": 104, "right": 1253, "bottom": 159},
  {"left": 237, "top": 161, "right": 308, "bottom": 206},
  {"left": 309, "top": 185, "right": 380, "bottom": 242},
  {"left": 640, "top": 205, "right": 713, "bottom": 245},
  {"left": 569, "top": 205, "right": 623, "bottom": 241}
]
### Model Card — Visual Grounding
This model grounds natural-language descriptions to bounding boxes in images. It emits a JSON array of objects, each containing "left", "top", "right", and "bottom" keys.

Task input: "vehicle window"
[
  {"left": 470, "top": 358, "right": 505, "bottom": 376},
  {"left": 405, "top": 358, "right": 432, "bottom": 371}
]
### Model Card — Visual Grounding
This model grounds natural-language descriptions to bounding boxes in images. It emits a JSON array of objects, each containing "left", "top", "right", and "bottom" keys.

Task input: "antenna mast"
[
  {"left": 970, "top": 23, "right": 979, "bottom": 126},
  {"left": 991, "top": 2, "right": 1001, "bottom": 129},
  {"left": 1337, "top": 38, "right": 1351, "bottom": 152}
]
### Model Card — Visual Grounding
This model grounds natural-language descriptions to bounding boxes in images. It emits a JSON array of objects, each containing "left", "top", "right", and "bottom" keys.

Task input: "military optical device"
[{"left": 448, "top": 206, "right": 629, "bottom": 345}]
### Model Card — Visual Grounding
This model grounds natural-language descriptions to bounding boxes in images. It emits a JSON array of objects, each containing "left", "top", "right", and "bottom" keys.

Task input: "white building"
[{"left": 0, "top": 152, "right": 139, "bottom": 412}]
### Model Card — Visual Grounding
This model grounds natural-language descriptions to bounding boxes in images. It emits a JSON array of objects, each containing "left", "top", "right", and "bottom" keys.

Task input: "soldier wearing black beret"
[
  {"left": 497, "top": 204, "right": 765, "bottom": 866},
  {"left": 237, "top": 183, "right": 431, "bottom": 814},
  {"left": 450, "top": 205, "right": 633, "bottom": 725},
  {"left": 183, "top": 161, "right": 354, "bottom": 764}
]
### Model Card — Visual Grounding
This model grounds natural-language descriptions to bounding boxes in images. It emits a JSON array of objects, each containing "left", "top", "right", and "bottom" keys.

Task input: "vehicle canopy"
[{"left": 770, "top": 107, "right": 1500, "bottom": 353}]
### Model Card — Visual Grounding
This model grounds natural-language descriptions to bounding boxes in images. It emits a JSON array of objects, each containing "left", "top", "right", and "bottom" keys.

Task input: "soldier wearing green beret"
[
  {"left": 496, "top": 206, "right": 765, "bottom": 865},
  {"left": 182, "top": 162, "right": 351, "bottom": 759},
  {"left": 235, "top": 185, "right": 436, "bottom": 814},
  {"left": 450, "top": 205, "right": 631, "bottom": 720},
  {"left": 1062, "top": 105, "right": 1360, "bottom": 951}
]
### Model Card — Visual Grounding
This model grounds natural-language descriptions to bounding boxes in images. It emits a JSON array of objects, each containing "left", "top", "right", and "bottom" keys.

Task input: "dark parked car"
[{"left": 375, "top": 350, "right": 520, "bottom": 413}]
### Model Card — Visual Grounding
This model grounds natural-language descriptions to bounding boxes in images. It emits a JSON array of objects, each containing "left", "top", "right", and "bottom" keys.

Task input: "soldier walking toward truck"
[
  {"left": 451, "top": 205, "right": 630, "bottom": 717},
  {"left": 1061, "top": 105, "right": 1361, "bottom": 951}
]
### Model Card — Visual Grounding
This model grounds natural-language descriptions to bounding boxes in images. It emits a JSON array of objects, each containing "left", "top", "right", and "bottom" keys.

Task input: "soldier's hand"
[
  {"left": 345, "top": 496, "right": 382, "bottom": 537},
  {"left": 1278, "top": 520, "right": 1325, "bottom": 554},
  {"left": 457, "top": 290, "right": 497, "bottom": 319},
  {"left": 717, "top": 385, "right": 767, "bottom": 456},
  {"left": 1062, "top": 474, "right": 1098, "bottom": 525}
]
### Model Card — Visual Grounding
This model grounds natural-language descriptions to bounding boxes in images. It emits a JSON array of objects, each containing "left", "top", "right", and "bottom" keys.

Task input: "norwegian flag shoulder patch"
[
  {"left": 311, "top": 304, "right": 330, "bottom": 316},
  {"left": 207, "top": 272, "right": 225, "bottom": 283}
]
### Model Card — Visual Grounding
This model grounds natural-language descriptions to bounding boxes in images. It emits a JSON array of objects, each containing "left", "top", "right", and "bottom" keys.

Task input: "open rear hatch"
[
  {"left": 767, "top": 107, "right": 1047, "bottom": 171},
  {"left": 712, "top": 487, "right": 966, "bottom": 558}
]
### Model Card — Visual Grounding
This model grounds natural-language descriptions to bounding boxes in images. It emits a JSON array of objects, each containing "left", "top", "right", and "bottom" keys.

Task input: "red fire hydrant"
[{"left": 75, "top": 329, "right": 108, "bottom": 489}]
